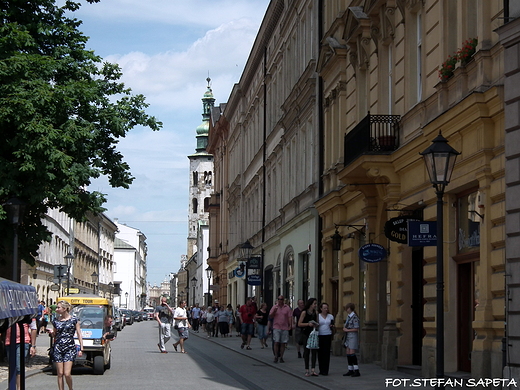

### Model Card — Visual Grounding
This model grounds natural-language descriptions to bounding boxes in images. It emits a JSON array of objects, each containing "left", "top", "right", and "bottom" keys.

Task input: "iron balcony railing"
[{"left": 344, "top": 112, "right": 401, "bottom": 166}]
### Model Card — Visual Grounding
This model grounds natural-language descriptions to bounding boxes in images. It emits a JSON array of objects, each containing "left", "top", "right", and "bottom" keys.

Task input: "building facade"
[
  {"left": 315, "top": 0, "right": 505, "bottom": 379},
  {"left": 498, "top": 3, "right": 520, "bottom": 385},
  {"left": 29, "top": 210, "right": 117, "bottom": 304},
  {"left": 208, "top": 0, "right": 510, "bottom": 381},
  {"left": 208, "top": 0, "right": 321, "bottom": 310},
  {"left": 114, "top": 220, "right": 148, "bottom": 310}
]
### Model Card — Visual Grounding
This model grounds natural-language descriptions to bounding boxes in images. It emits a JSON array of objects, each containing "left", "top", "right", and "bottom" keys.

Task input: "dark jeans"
[
  {"left": 318, "top": 334, "right": 332, "bottom": 374},
  {"left": 192, "top": 318, "right": 199, "bottom": 331},
  {"left": 303, "top": 346, "right": 317, "bottom": 369}
]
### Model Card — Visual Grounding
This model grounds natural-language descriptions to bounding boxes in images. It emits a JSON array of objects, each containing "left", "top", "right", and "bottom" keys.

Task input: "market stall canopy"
[{"left": 0, "top": 277, "right": 38, "bottom": 329}]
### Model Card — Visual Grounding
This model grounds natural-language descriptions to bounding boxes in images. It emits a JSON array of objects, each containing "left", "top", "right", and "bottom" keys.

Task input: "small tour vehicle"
[{"left": 53, "top": 294, "right": 114, "bottom": 375}]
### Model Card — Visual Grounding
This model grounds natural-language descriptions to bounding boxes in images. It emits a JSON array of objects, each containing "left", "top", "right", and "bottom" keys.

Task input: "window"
[
  {"left": 193, "top": 172, "right": 198, "bottom": 186},
  {"left": 192, "top": 198, "right": 198, "bottom": 214},
  {"left": 457, "top": 191, "right": 481, "bottom": 254}
]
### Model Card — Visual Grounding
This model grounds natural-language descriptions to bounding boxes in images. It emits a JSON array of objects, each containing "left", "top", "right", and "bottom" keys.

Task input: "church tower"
[{"left": 187, "top": 78, "right": 215, "bottom": 259}]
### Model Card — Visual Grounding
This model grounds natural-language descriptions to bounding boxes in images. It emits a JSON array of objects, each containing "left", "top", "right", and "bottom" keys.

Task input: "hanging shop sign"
[
  {"left": 234, "top": 267, "right": 245, "bottom": 278},
  {"left": 247, "top": 274, "right": 262, "bottom": 286},
  {"left": 247, "top": 256, "right": 262, "bottom": 270},
  {"left": 384, "top": 217, "right": 420, "bottom": 244},
  {"left": 358, "top": 243, "right": 387, "bottom": 263},
  {"left": 408, "top": 221, "right": 437, "bottom": 246}
]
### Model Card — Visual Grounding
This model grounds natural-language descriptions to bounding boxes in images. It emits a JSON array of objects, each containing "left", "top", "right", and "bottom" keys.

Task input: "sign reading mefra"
[{"left": 408, "top": 221, "right": 437, "bottom": 246}]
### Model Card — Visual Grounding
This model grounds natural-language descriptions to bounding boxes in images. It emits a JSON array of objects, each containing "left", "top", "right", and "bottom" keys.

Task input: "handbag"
[{"left": 306, "top": 329, "right": 319, "bottom": 349}]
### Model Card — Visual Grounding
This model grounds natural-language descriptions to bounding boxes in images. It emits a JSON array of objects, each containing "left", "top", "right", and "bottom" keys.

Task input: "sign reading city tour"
[{"left": 358, "top": 243, "right": 387, "bottom": 263}]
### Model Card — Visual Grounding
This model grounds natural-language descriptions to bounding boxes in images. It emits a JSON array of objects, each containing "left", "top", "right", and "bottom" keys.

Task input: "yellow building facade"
[{"left": 316, "top": 0, "right": 505, "bottom": 378}]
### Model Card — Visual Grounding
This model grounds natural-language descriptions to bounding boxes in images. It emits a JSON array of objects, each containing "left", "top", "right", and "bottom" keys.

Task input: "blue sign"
[
  {"left": 234, "top": 267, "right": 245, "bottom": 278},
  {"left": 247, "top": 274, "right": 262, "bottom": 286},
  {"left": 408, "top": 221, "right": 437, "bottom": 246},
  {"left": 358, "top": 244, "right": 387, "bottom": 263}
]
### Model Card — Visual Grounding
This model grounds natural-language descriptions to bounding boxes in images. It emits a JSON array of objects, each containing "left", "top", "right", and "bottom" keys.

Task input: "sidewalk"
[{"left": 190, "top": 331, "right": 434, "bottom": 390}]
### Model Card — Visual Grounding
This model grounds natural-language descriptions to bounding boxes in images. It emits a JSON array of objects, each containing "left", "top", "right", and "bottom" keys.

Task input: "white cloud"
[{"left": 104, "top": 17, "right": 260, "bottom": 109}]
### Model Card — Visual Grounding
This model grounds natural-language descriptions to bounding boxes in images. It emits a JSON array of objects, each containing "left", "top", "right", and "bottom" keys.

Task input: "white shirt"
[
  {"left": 318, "top": 313, "right": 334, "bottom": 335},
  {"left": 174, "top": 307, "right": 188, "bottom": 328}
]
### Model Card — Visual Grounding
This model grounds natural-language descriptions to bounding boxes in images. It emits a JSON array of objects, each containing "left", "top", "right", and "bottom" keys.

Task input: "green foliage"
[{"left": 0, "top": 0, "right": 162, "bottom": 267}]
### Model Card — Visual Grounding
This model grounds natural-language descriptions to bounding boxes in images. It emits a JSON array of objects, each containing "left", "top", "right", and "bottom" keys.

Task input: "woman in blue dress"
[{"left": 48, "top": 300, "right": 84, "bottom": 390}]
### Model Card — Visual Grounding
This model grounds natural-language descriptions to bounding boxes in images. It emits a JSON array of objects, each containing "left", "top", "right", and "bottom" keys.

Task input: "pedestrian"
[
  {"left": 269, "top": 295, "right": 293, "bottom": 363},
  {"left": 205, "top": 307, "right": 215, "bottom": 338},
  {"left": 172, "top": 300, "right": 191, "bottom": 353},
  {"left": 298, "top": 297, "right": 319, "bottom": 377},
  {"left": 2, "top": 318, "right": 37, "bottom": 390},
  {"left": 154, "top": 296, "right": 173, "bottom": 353},
  {"left": 343, "top": 302, "right": 361, "bottom": 377},
  {"left": 239, "top": 297, "right": 256, "bottom": 350},
  {"left": 200, "top": 305, "right": 207, "bottom": 332},
  {"left": 255, "top": 302, "right": 269, "bottom": 348},
  {"left": 213, "top": 301, "right": 220, "bottom": 337},
  {"left": 191, "top": 303, "right": 201, "bottom": 333},
  {"left": 293, "top": 299, "right": 305, "bottom": 358},
  {"left": 226, "top": 304, "right": 235, "bottom": 335},
  {"left": 37, "top": 300, "right": 47, "bottom": 333},
  {"left": 317, "top": 302, "right": 334, "bottom": 376},
  {"left": 49, "top": 301, "right": 57, "bottom": 322},
  {"left": 216, "top": 304, "right": 231, "bottom": 337},
  {"left": 48, "top": 300, "right": 84, "bottom": 390},
  {"left": 234, "top": 304, "right": 242, "bottom": 337}
]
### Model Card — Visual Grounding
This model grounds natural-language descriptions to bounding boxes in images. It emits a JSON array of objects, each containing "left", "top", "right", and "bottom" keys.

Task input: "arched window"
[
  {"left": 193, "top": 172, "right": 198, "bottom": 186},
  {"left": 192, "top": 198, "right": 198, "bottom": 214},
  {"left": 204, "top": 197, "right": 210, "bottom": 212}
]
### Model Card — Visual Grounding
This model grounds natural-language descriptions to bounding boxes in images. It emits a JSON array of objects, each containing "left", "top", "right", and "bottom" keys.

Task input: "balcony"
[{"left": 344, "top": 113, "right": 401, "bottom": 166}]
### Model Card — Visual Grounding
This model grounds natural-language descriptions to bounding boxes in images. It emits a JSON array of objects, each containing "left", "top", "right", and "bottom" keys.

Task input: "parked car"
[
  {"left": 113, "top": 308, "right": 124, "bottom": 331},
  {"left": 120, "top": 309, "right": 134, "bottom": 325},
  {"left": 143, "top": 307, "right": 155, "bottom": 320},
  {"left": 133, "top": 310, "right": 143, "bottom": 322},
  {"left": 140, "top": 311, "right": 148, "bottom": 321}
]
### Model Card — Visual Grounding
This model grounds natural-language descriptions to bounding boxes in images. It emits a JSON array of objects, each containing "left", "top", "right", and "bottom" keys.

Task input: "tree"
[{"left": 0, "top": 0, "right": 162, "bottom": 269}]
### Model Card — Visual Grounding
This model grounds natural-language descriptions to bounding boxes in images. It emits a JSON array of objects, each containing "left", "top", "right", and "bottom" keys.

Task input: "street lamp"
[
  {"left": 125, "top": 292, "right": 129, "bottom": 309},
  {"left": 191, "top": 276, "right": 197, "bottom": 307},
  {"left": 205, "top": 265, "right": 213, "bottom": 308},
  {"left": 420, "top": 131, "right": 460, "bottom": 384},
  {"left": 91, "top": 271, "right": 98, "bottom": 295},
  {"left": 4, "top": 197, "right": 26, "bottom": 282},
  {"left": 4, "top": 197, "right": 26, "bottom": 390},
  {"left": 64, "top": 252, "right": 74, "bottom": 295},
  {"left": 108, "top": 282, "right": 113, "bottom": 300},
  {"left": 240, "top": 240, "right": 253, "bottom": 260}
]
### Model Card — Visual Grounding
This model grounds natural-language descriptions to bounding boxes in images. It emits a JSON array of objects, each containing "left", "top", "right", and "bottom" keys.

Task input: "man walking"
[
  {"left": 269, "top": 295, "right": 293, "bottom": 363},
  {"left": 191, "top": 303, "right": 201, "bottom": 333},
  {"left": 239, "top": 297, "right": 256, "bottom": 350},
  {"left": 154, "top": 296, "right": 173, "bottom": 353}
]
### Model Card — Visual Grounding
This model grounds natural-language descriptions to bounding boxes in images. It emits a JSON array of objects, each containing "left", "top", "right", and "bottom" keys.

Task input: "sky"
[{"left": 70, "top": 0, "right": 270, "bottom": 286}]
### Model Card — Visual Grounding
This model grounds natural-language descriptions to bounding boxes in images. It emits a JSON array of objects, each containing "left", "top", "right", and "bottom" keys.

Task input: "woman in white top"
[
  {"left": 317, "top": 302, "right": 334, "bottom": 376},
  {"left": 172, "top": 301, "right": 191, "bottom": 353},
  {"left": 205, "top": 307, "right": 215, "bottom": 338}
]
